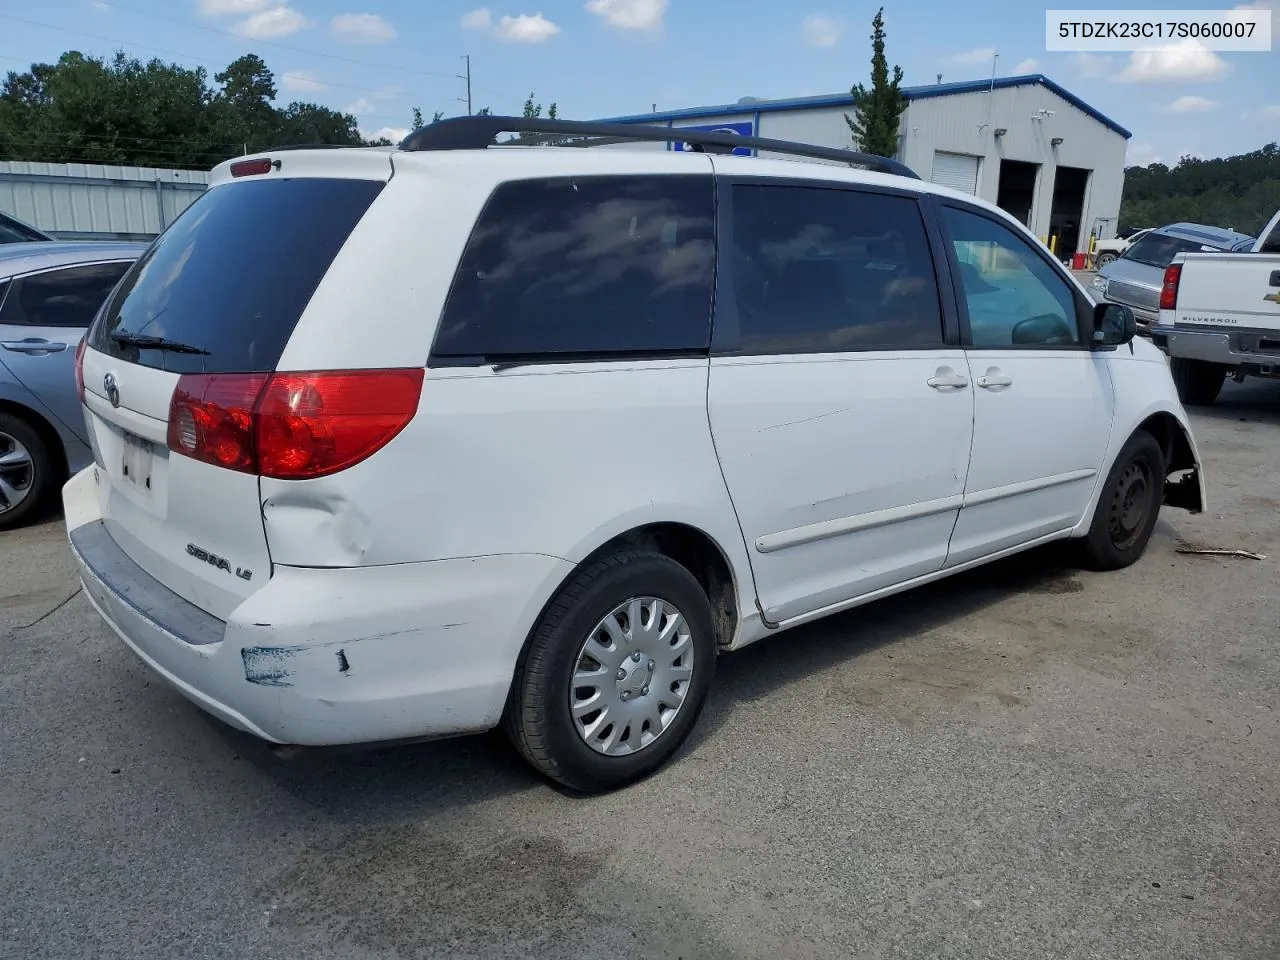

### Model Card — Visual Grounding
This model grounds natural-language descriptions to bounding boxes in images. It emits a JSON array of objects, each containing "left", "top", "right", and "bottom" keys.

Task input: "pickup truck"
[{"left": 1151, "top": 207, "right": 1280, "bottom": 404}]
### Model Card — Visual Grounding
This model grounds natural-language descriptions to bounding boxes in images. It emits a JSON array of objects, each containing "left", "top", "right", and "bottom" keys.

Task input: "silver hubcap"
[
  {"left": 0, "top": 431, "right": 34, "bottom": 514},
  {"left": 570, "top": 596, "right": 695, "bottom": 757}
]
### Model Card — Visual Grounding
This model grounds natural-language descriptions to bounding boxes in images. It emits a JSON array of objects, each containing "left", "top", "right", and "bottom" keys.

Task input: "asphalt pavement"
[{"left": 2, "top": 380, "right": 1278, "bottom": 960}]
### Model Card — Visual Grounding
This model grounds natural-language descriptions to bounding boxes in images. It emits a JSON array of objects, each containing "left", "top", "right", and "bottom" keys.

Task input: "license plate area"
[{"left": 121, "top": 431, "right": 155, "bottom": 493}]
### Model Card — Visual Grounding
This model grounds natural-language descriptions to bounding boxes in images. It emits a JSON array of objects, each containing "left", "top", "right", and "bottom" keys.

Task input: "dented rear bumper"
[{"left": 63, "top": 466, "right": 571, "bottom": 747}]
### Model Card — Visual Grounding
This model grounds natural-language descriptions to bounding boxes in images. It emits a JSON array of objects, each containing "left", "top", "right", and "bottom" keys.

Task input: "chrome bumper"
[{"left": 1150, "top": 325, "right": 1280, "bottom": 369}]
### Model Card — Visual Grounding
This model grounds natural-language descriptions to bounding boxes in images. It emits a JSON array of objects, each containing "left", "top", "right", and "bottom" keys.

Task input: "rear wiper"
[{"left": 111, "top": 332, "right": 210, "bottom": 355}]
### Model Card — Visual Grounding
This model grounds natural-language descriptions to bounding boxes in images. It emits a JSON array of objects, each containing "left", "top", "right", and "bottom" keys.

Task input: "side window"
[
  {"left": 1260, "top": 221, "right": 1280, "bottom": 254},
  {"left": 728, "top": 184, "right": 944, "bottom": 353},
  {"left": 0, "top": 262, "right": 132, "bottom": 328},
  {"left": 941, "top": 206, "right": 1080, "bottom": 348},
  {"left": 433, "top": 175, "right": 715, "bottom": 360}
]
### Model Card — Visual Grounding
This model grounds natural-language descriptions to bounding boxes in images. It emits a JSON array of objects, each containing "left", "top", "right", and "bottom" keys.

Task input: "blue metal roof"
[{"left": 598, "top": 74, "right": 1132, "bottom": 140}]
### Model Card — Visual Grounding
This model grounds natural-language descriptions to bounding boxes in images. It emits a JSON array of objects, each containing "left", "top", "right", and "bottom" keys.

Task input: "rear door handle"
[
  {"left": 976, "top": 374, "right": 1013, "bottom": 388},
  {"left": 927, "top": 373, "right": 969, "bottom": 389},
  {"left": 1, "top": 339, "right": 68, "bottom": 355}
]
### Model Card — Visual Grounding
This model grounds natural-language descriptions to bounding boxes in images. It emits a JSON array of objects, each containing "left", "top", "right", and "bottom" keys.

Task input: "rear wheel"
[
  {"left": 0, "top": 414, "right": 53, "bottom": 531},
  {"left": 503, "top": 549, "right": 716, "bottom": 793},
  {"left": 1078, "top": 431, "right": 1164, "bottom": 571},
  {"left": 1095, "top": 251, "right": 1118, "bottom": 268},
  {"left": 1170, "top": 357, "right": 1227, "bottom": 406}
]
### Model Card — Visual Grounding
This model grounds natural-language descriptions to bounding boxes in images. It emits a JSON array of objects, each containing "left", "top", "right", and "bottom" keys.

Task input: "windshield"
[
  {"left": 1122, "top": 232, "right": 1225, "bottom": 268},
  {"left": 88, "top": 177, "right": 383, "bottom": 373}
]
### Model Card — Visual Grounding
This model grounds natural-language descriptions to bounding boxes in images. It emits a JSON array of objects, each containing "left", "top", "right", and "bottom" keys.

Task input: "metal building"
[
  {"left": 599, "top": 74, "right": 1132, "bottom": 259},
  {"left": 0, "top": 160, "right": 209, "bottom": 241}
]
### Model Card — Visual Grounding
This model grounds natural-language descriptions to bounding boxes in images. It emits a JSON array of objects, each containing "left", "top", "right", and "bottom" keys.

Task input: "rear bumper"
[
  {"left": 1150, "top": 325, "right": 1280, "bottom": 369},
  {"left": 63, "top": 466, "right": 572, "bottom": 746}
]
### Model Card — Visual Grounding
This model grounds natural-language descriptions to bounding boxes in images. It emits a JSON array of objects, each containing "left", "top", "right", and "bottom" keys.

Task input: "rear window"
[
  {"left": 1122, "top": 232, "right": 1226, "bottom": 268},
  {"left": 431, "top": 175, "right": 715, "bottom": 363},
  {"left": 89, "top": 177, "right": 383, "bottom": 373}
]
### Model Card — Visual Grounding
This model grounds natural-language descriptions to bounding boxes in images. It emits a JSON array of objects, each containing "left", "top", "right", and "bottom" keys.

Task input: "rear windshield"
[
  {"left": 1123, "top": 232, "right": 1227, "bottom": 268},
  {"left": 89, "top": 177, "right": 383, "bottom": 373}
]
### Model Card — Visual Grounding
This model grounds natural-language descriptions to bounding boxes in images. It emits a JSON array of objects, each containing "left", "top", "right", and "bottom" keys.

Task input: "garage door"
[{"left": 931, "top": 152, "right": 980, "bottom": 194}]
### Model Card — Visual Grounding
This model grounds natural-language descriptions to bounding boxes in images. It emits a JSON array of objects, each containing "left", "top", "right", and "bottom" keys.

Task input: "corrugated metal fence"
[{"left": 0, "top": 161, "right": 209, "bottom": 241}]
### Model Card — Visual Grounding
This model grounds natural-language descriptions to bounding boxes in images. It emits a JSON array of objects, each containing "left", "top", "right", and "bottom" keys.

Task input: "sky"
[{"left": 1, "top": 0, "right": 1277, "bottom": 167}]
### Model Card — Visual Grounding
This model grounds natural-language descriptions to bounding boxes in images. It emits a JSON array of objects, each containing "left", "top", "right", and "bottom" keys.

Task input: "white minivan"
[{"left": 64, "top": 118, "right": 1205, "bottom": 793}]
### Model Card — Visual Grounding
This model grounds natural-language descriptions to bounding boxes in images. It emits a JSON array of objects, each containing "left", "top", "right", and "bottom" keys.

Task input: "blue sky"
[{"left": 2, "top": 0, "right": 1277, "bottom": 167}]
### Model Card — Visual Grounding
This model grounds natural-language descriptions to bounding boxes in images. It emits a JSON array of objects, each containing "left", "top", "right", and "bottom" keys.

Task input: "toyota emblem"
[{"left": 103, "top": 372, "right": 120, "bottom": 408}]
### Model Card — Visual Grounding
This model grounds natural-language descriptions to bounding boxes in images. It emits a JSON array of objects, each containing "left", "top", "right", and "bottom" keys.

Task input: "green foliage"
[
  {"left": 843, "top": 7, "right": 906, "bottom": 158},
  {"left": 0, "top": 50, "right": 372, "bottom": 169},
  {"left": 411, "top": 106, "right": 424, "bottom": 131},
  {"left": 1121, "top": 143, "right": 1280, "bottom": 236}
]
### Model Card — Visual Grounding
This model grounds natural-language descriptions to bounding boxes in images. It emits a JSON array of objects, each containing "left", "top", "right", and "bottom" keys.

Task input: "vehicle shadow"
[
  {"left": 231, "top": 543, "right": 1083, "bottom": 820},
  {"left": 1188, "top": 379, "right": 1280, "bottom": 427}
]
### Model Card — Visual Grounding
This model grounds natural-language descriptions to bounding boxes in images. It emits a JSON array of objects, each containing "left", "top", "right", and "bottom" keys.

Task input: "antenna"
[{"left": 457, "top": 54, "right": 472, "bottom": 116}]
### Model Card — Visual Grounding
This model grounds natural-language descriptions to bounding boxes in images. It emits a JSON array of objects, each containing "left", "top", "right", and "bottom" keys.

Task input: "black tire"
[
  {"left": 0, "top": 413, "right": 54, "bottom": 531},
  {"left": 1078, "top": 431, "right": 1165, "bottom": 572},
  {"left": 1095, "top": 251, "right": 1117, "bottom": 267},
  {"left": 503, "top": 549, "right": 717, "bottom": 794},
  {"left": 1170, "top": 357, "right": 1226, "bottom": 406}
]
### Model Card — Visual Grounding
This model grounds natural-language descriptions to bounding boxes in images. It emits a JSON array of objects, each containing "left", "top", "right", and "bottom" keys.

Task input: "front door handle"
[
  {"left": 976, "top": 374, "right": 1013, "bottom": 388},
  {"left": 1, "top": 339, "right": 68, "bottom": 355},
  {"left": 927, "top": 373, "right": 969, "bottom": 389}
]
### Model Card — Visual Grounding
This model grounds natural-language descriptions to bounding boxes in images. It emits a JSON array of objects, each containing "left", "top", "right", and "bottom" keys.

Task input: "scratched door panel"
[{"left": 708, "top": 351, "right": 975, "bottom": 624}]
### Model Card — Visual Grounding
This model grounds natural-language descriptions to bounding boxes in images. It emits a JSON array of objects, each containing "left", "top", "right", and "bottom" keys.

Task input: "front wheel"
[
  {"left": 1170, "top": 357, "right": 1227, "bottom": 406},
  {"left": 503, "top": 550, "right": 717, "bottom": 793},
  {"left": 1095, "top": 251, "right": 1118, "bottom": 268},
  {"left": 1078, "top": 431, "right": 1165, "bottom": 571}
]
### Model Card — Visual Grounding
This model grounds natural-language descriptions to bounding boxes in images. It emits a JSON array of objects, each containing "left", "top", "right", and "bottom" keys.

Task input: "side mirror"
[{"left": 1092, "top": 302, "right": 1136, "bottom": 347}]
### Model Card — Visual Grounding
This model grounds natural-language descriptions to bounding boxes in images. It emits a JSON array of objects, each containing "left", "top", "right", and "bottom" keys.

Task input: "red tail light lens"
[
  {"left": 1159, "top": 263, "right": 1182, "bottom": 311},
  {"left": 74, "top": 337, "right": 87, "bottom": 403},
  {"left": 167, "top": 369, "right": 424, "bottom": 480}
]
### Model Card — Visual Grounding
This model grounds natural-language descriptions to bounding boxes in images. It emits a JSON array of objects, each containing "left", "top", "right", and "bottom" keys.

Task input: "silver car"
[
  {"left": 0, "top": 241, "right": 147, "bottom": 528},
  {"left": 1091, "top": 222, "right": 1254, "bottom": 331}
]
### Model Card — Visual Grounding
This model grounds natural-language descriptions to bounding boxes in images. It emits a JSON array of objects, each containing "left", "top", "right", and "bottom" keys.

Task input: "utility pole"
[{"left": 457, "top": 54, "right": 472, "bottom": 116}]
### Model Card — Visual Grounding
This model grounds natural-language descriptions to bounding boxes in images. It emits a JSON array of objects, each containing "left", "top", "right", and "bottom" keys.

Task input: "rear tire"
[
  {"left": 1170, "top": 357, "right": 1226, "bottom": 406},
  {"left": 0, "top": 413, "right": 53, "bottom": 531},
  {"left": 503, "top": 549, "right": 716, "bottom": 794},
  {"left": 1078, "top": 431, "right": 1164, "bottom": 572},
  {"left": 1095, "top": 251, "right": 1118, "bottom": 268}
]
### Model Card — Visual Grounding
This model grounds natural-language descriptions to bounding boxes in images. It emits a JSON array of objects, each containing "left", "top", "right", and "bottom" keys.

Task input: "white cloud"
[
  {"left": 494, "top": 12, "right": 560, "bottom": 42},
  {"left": 330, "top": 12, "right": 397, "bottom": 44},
  {"left": 1165, "top": 95, "right": 1219, "bottom": 113},
  {"left": 343, "top": 97, "right": 377, "bottom": 116},
  {"left": 1126, "top": 142, "right": 1162, "bottom": 166},
  {"left": 199, "top": 0, "right": 272, "bottom": 14},
  {"left": 1234, "top": 0, "right": 1279, "bottom": 41},
  {"left": 1118, "top": 40, "right": 1232, "bottom": 83},
  {"left": 801, "top": 14, "right": 841, "bottom": 48},
  {"left": 236, "top": 6, "right": 311, "bottom": 38},
  {"left": 1012, "top": 58, "right": 1039, "bottom": 73},
  {"left": 1069, "top": 52, "right": 1115, "bottom": 80},
  {"left": 953, "top": 46, "right": 997, "bottom": 65},
  {"left": 90, "top": 0, "right": 110, "bottom": 11},
  {"left": 462, "top": 8, "right": 493, "bottom": 30},
  {"left": 280, "top": 70, "right": 327, "bottom": 93},
  {"left": 363, "top": 125, "right": 409, "bottom": 143},
  {"left": 585, "top": 0, "right": 667, "bottom": 31},
  {"left": 1246, "top": 104, "right": 1280, "bottom": 120}
]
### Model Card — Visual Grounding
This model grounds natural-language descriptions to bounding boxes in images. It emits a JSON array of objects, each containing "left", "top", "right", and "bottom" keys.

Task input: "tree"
[
  {"left": 1120, "top": 142, "right": 1280, "bottom": 235},
  {"left": 411, "top": 106, "right": 424, "bottom": 130},
  {"left": 843, "top": 7, "right": 906, "bottom": 158},
  {"left": 521, "top": 93, "right": 558, "bottom": 120}
]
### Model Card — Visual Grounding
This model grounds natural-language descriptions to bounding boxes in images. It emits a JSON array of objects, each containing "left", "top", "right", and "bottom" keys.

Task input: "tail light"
[
  {"left": 1159, "top": 264, "right": 1182, "bottom": 311},
  {"left": 74, "top": 337, "right": 87, "bottom": 403},
  {"left": 167, "top": 369, "right": 424, "bottom": 480}
]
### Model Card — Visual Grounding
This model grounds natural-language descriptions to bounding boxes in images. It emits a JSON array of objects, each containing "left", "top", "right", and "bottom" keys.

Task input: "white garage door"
[{"left": 931, "top": 151, "right": 980, "bottom": 194}]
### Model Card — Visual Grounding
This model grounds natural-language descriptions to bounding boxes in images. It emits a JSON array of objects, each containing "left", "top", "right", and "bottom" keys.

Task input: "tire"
[
  {"left": 1078, "top": 431, "right": 1165, "bottom": 572},
  {"left": 0, "top": 413, "right": 54, "bottom": 531},
  {"left": 503, "top": 549, "right": 717, "bottom": 793},
  {"left": 1095, "top": 252, "right": 1118, "bottom": 268},
  {"left": 1170, "top": 357, "right": 1226, "bottom": 406}
]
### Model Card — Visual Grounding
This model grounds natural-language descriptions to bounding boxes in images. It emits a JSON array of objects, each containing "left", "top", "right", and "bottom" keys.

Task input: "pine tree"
[{"left": 844, "top": 7, "right": 907, "bottom": 158}]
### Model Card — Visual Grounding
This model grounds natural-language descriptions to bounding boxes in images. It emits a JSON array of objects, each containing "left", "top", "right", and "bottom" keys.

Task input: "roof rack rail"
[{"left": 398, "top": 115, "right": 920, "bottom": 180}]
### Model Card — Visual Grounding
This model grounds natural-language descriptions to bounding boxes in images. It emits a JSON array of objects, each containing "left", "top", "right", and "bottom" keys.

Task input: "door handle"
[
  {"left": 1, "top": 339, "right": 68, "bottom": 354},
  {"left": 976, "top": 374, "right": 1013, "bottom": 388},
  {"left": 927, "top": 373, "right": 969, "bottom": 389}
]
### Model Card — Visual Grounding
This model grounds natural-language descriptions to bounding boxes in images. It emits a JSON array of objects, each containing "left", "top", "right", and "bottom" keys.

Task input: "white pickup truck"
[{"left": 1152, "top": 207, "right": 1280, "bottom": 405}]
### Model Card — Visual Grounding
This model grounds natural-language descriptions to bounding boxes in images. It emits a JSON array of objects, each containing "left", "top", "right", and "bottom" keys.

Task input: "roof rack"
[{"left": 398, "top": 115, "right": 920, "bottom": 180}]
